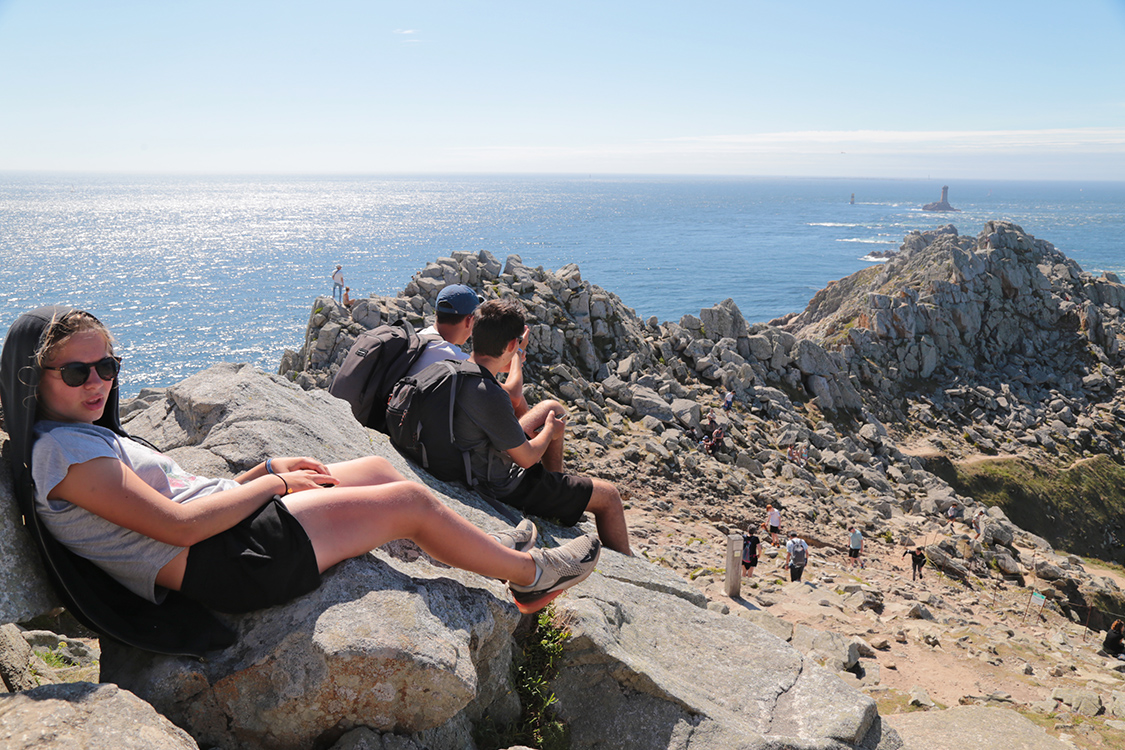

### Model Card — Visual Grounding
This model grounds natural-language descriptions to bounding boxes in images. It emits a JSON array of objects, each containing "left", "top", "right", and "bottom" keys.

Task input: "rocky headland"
[{"left": 3, "top": 220, "right": 1125, "bottom": 749}]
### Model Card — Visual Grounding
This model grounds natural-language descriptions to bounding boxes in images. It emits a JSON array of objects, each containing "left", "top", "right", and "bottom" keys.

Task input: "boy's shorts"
[
  {"left": 498, "top": 464, "right": 593, "bottom": 526},
  {"left": 848, "top": 548, "right": 860, "bottom": 559},
  {"left": 180, "top": 498, "right": 321, "bottom": 613}
]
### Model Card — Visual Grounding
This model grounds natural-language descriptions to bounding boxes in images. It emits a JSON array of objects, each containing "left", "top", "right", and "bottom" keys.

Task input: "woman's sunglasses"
[{"left": 43, "top": 356, "right": 122, "bottom": 387}]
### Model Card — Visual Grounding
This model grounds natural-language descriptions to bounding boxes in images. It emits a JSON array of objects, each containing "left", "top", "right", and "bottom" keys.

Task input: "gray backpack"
[{"left": 328, "top": 320, "right": 435, "bottom": 432}]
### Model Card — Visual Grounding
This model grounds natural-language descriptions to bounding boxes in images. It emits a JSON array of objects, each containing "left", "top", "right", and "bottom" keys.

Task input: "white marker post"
[{"left": 725, "top": 534, "right": 741, "bottom": 598}]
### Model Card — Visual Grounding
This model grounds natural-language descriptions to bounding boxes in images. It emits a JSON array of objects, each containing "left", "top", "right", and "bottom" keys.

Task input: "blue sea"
[{"left": 1, "top": 174, "right": 1122, "bottom": 397}]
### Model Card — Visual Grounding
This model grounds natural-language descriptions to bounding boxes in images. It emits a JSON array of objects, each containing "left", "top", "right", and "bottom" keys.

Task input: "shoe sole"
[
  {"left": 511, "top": 588, "right": 567, "bottom": 615},
  {"left": 510, "top": 561, "right": 597, "bottom": 614},
  {"left": 510, "top": 540, "right": 599, "bottom": 614}
]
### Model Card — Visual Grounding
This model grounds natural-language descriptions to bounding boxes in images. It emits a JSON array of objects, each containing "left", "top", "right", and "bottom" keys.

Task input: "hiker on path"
[
  {"left": 847, "top": 526, "right": 864, "bottom": 569},
  {"left": 785, "top": 531, "right": 808, "bottom": 582},
  {"left": 903, "top": 547, "right": 927, "bottom": 581},
  {"left": 765, "top": 504, "right": 781, "bottom": 546},
  {"left": 741, "top": 528, "right": 760, "bottom": 577}
]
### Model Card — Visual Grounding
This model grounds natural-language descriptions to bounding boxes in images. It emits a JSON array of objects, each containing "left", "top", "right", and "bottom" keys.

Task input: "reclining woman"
[{"left": 0, "top": 307, "right": 599, "bottom": 651}]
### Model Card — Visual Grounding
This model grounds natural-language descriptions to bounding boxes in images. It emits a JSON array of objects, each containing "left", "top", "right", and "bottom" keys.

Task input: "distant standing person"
[
  {"left": 847, "top": 526, "right": 864, "bottom": 569},
  {"left": 903, "top": 547, "right": 926, "bottom": 581},
  {"left": 331, "top": 265, "right": 345, "bottom": 302},
  {"left": 723, "top": 391, "right": 734, "bottom": 412},
  {"left": 785, "top": 531, "right": 808, "bottom": 582},
  {"left": 741, "top": 527, "right": 760, "bottom": 578},
  {"left": 765, "top": 504, "right": 781, "bottom": 546}
]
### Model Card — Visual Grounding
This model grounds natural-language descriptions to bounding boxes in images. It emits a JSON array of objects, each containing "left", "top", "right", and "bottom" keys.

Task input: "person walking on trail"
[
  {"left": 785, "top": 531, "right": 808, "bottom": 582},
  {"left": 741, "top": 528, "right": 760, "bottom": 578},
  {"left": 903, "top": 547, "right": 927, "bottom": 581},
  {"left": 847, "top": 526, "right": 864, "bottom": 569},
  {"left": 765, "top": 504, "right": 781, "bottom": 546},
  {"left": 331, "top": 265, "right": 345, "bottom": 302}
]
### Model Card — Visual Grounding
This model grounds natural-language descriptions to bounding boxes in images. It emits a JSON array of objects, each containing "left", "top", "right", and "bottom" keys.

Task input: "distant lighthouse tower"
[{"left": 922, "top": 185, "right": 959, "bottom": 212}]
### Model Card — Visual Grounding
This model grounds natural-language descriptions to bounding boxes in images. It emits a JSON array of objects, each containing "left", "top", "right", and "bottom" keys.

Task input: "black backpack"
[
  {"left": 328, "top": 319, "right": 436, "bottom": 432},
  {"left": 385, "top": 359, "right": 490, "bottom": 486}
]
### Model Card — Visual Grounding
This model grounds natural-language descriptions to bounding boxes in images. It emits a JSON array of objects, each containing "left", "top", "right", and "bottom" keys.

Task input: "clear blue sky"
[{"left": 2, "top": 0, "right": 1123, "bottom": 179}]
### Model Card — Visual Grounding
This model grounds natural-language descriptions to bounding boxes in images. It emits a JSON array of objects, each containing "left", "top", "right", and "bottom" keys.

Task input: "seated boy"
[{"left": 438, "top": 298, "right": 632, "bottom": 555}]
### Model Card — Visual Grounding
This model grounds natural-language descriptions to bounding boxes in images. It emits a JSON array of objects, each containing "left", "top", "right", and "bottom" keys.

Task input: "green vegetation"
[
  {"left": 942, "top": 454, "right": 1125, "bottom": 563},
  {"left": 34, "top": 649, "right": 70, "bottom": 670},
  {"left": 475, "top": 604, "right": 572, "bottom": 750}
]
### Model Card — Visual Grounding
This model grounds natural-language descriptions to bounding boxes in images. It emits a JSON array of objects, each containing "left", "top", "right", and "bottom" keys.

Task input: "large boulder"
[{"left": 550, "top": 577, "right": 899, "bottom": 750}]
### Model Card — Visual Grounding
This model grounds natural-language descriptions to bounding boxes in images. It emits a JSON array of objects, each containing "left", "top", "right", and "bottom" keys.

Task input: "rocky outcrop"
[
  {"left": 786, "top": 222, "right": 1125, "bottom": 452},
  {"left": 278, "top": 251, "right": 863, "bottom": 417}
]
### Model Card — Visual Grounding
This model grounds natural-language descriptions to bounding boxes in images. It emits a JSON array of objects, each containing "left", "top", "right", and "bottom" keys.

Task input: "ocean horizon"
[{"left": 2, "top": 173, "right": 1122, "bottom": 396}]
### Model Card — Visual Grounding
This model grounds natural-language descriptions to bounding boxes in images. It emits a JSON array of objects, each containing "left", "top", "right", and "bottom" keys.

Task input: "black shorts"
[
  {"left": 769, "top": 525, "right": 780, "bottom": 535},
  {"left": 498, "top": 464, "right": 593, "bottom": 527},
  {"left": 742, "top": 556, "right": 758, "bottom": 569},
  {"left": 180, "top": 498, "right": 321, "bottom": 614},
  {"left": 849, "top": 548, "right": 860, "bottom": 558}
]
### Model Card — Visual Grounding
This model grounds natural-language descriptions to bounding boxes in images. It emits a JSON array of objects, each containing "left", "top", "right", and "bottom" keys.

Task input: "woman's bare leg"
[
  {"left": 282, "top": 481, "right": 538, "bottom": 585},
  {"left": 325, "top": 456, "right": 406, "bottom": 487}
]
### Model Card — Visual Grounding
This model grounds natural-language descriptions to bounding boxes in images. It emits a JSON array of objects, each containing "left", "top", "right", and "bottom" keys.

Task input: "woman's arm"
[{"left": 49, "top": 457, "right": 335, "bottom": 548}]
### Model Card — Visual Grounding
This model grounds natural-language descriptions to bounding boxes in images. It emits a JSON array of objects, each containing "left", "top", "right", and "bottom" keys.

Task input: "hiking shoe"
[
  {"left": 509, "top": 535, "right": 601, "bottom": 614},
  {"left": 489, "top": 518, "right": 538, "bottom": 553}
]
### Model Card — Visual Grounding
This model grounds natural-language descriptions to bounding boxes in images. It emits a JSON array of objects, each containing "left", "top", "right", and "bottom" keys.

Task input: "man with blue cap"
[{"left": 407, "top": 284, "right": 528, "bottom": 415}]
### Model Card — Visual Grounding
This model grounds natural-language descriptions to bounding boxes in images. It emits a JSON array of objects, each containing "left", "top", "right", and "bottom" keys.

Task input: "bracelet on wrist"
[
  {"left": 277, "top": 474, "right": 290, "bottom": 495},
  {"left": 266, "top": 458, "right": 275, "bottom": 474}
]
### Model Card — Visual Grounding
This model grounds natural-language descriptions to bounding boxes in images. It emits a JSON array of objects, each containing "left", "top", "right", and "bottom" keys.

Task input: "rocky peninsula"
[{"left": 3, "top": 220, "right": 1125, "bottom": 749}]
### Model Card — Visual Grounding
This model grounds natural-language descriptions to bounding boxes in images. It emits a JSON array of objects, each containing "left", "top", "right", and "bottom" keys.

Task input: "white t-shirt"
[
  {"left": 32, "top": 421, "right": 239, "bottom": 602},
  {"left": 406, "top": 325, "right": 468, "bottom": 377}
]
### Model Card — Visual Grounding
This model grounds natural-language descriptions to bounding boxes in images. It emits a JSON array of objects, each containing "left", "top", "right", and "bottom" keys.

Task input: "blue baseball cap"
[{"left": 436, "top": 284, "right": 484, "bottom": 315}]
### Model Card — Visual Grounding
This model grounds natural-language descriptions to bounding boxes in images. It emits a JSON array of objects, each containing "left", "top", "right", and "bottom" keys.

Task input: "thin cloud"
[{"left": 665, "top": 128, "right": 1125, "bottom": 154}]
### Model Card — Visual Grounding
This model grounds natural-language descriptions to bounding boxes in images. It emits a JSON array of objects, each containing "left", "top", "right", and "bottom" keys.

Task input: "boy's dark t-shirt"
[{"left": 450, "top": 370, "right": 528, "bottom": 497}]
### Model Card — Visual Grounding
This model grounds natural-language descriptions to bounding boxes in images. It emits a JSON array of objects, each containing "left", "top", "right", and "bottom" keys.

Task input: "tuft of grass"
[
  {"left": 475, "top": 604, "right": 572, "bottom": 750},
  {"left": 34, "top": 650, "right": 71, "bottom": 670}
]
